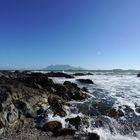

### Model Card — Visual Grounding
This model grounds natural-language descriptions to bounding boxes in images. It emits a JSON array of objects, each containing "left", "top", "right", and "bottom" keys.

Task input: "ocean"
[{"left": 46, "top": 70, "right": 140, "bottom": 140}]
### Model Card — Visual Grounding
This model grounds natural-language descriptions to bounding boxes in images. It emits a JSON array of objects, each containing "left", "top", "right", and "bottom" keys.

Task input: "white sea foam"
[{"left": 42, "top": 71, "right": 140, "bottom": 140}]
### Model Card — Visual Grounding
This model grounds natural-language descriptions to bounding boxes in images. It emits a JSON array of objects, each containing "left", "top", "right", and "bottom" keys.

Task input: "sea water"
[{"left": 47, "top": 70, "right": 140, "bottom": 140}]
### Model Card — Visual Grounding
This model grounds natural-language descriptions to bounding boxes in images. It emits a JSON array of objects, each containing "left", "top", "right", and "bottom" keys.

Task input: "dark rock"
[
  {"left": 94, "top": 119, "right": 104, "bottom": 128},
  {"left": 41, "top": 121, "right": 62, "bottom": 132},
  {"left": 0, "top": 120, "right": 4, "bottom": 129},
  {"left": 67, "top": 89, "right": 87, "bottom": 101},
  {"left": 137, "top": 73, "right": 140, "bottom": 77},
  {"left": 86, "top": 72, "right": 93, "bottom": 75},
  {"left": 14, "top": 70, "right": 20, "bottom": 74},
  {"left": 54, "top": 128, "right": 76, "bottom": 136},
  {"left": 53, "top": 84, "right": 69, "bottom": 100},
  {"left": 123, "top": 105, "right": 134, "bottom": 113},
  {"left": 87, "top": 133, "right": 100, "bottom": 140},
  {"left": 63, "top": 81, "right": 88, "bottom": 100},
  {"left": 73, "top": 72, "right": 93, "bottom": 76},
  {"left": 135, "top": 106, "right": 140, "bottom": 113},
  {"left": 106, "top": 108, "right": 124, "bottom": 118},
  {"left": 0, "top": 104, "right": 3, "bottom": 112},
  {"left": 37, "top": 107, "right": 44, "bottom": 115},
  {"left": 48, "top": 96, "right": 66, "bottom": 117},
  {"left": 17, "top": 72, "right": 54, "bottom": 89},
  {"left": 91, "top": 102, "right": 112, "bottom": 116},
  {"left": 46, "top": 72, "right": 74, "bottom": 78},
  {"left": 13, "top": 100, "right": 27, "bottom": 113},
  {"left": 77, "top": 79, "right": 94, "bottom": 84},
  {"left": 73, "top": 73, "right": 86, "bottom": 76},
  {"left": 65, "top": 116, "right": 81, "bottom": 130},
  {"left": 53, "top": 84, "right": 67, "bottom": 93},
  {"left": 0, "top": 89, "right": 9, "bottom": 103},
  {"left": 64, "top": 81, "right": 79, "bottom": 89},
  {"left": 82, "top": 87, "right": 88, "bottom": 92}
]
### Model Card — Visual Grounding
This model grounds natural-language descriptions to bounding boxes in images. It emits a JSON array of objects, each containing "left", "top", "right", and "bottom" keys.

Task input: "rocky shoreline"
[
  {"left": 0, "top": 71, "right": 99, "bottom": 140},
  {"left": 0, "top": 71, "right": 140, "bottom": 140}
]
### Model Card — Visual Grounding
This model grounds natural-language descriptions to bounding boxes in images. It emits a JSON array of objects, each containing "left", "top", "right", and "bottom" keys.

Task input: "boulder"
[
  {"left": 106, "top": 108, "right": 124, "bottom": 118},
  {"left": 54, "top": 128, "right": 76, "bottom": 136},
  {"left": 87, "top": 133, "right": 100, "bottom": 140},
  {"left": 137, "top": 73, "right": 140, "bottom": 77},
  {"left": 65, "top": 116, "right": 81, "bottom": 130},
  {"left": 64, "top": 81, "right": 80, "bottom": 89},
  {"left": 63, "top": 81, "right": 88, "bottom": 100},
  {"left": 77, "top": 79, "right": 94, "bottom": 84},
  {"left": 53, "top": 84, "right": 67, "bottom": 93},
  {"left": 135, "top": 106, "right": 140, "bottom": 114},
  {"left": 46, "top": 72, "right": 74, "bottom": 78},
  {"left": 41, "top": 121, "right": 62, "bottom": 132}
]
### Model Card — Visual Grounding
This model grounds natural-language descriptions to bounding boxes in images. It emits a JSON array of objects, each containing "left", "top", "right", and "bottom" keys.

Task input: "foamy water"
[{"left": 49, "top": 71, "right": 140, "bottom": 140}]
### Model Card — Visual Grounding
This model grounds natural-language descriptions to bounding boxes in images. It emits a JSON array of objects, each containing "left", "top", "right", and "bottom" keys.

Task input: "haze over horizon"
[{"left": 0, "top": 0, "right": 140, "bottom": 70}]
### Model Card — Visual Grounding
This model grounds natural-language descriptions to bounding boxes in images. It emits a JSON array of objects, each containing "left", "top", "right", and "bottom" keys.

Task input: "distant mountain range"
[{"left": 42, "top": 65, "right": 84, "bottom": 71}]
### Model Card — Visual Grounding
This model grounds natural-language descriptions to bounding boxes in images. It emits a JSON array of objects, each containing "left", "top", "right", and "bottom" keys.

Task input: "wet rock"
[
  {"left": 64, "top": 81, "right": 79, "bottom": 89},
  {"left": 90, "top": 102, "right": 112, "bottom": 116},
  {"left": 41, "top": 121, "right": 62, "bottom": 132},
  {"left": 73, "top": 72, "right": 93, "bottom": 76},
  {"left": 46, "top": 72, "right": 74, "bottom": 78},
  {"left": 87, "top": 133, "right": 100, "bottom": 140},
  {"left": 82, "top": 87, "right": 89, "bottom": 92},
  {"left": 63, "top": 81, "right": 88, "bottom": 100},
  {"left": 77, "top": 79, "right": 94, "bottom": 84},
  {"left": 53, "top": 84, "right": 67, "bottom": 93},
  {"left": 73, "top": 73, "right": 86, "bottom": 76},
  {"left": 123, "top": 105, "right": 134, "bottom": 113},
  {"left": 53, "top": 84, "right": 69, "bottom": 100},
  {"left": 135, "top": 106, "right": 140, "bottom": 113},
  {"left": 106, "top": 108, "right": 124, "bottom": 118},
  {"left": 48, "top": 96, "right": 66, "bottom": 117},
  {"left": 137, "top": 73, "right": 140, "bottom": 77},
  {"left": 65, "top": 116, "right": 81, "bottom": 130},
  {"left": 94, "top": 119, "right": 104, "bottom": 128},
  {"left": 54, "top": 128, "right": 76, "bottom": 136},
  {"left": 86, "top": 72, "right": 93, "bottom": 75}
]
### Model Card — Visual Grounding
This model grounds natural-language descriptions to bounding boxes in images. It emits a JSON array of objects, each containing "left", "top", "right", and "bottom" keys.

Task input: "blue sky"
[{"left": 0, "top": 0, "right": 140, "bottom": 70}]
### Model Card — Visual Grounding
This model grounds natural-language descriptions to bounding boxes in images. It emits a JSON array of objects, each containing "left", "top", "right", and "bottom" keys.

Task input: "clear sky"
[{"left": 0, "top": 0, "right": 140, "bottom": 70}]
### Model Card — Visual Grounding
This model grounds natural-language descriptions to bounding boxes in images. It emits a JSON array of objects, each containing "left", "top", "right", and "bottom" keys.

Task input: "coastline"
[{"left": 0, "top": 71, "right": 140, "bottom": 140}]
